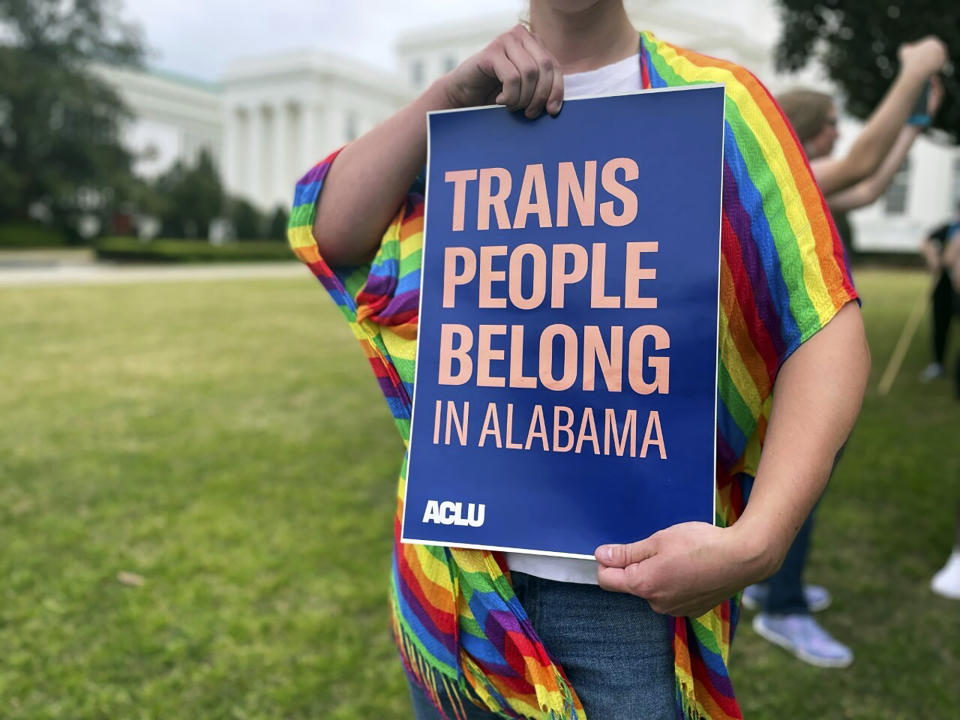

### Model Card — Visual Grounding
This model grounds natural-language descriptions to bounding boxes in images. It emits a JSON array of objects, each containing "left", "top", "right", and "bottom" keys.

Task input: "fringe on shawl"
[{"left": 392, "top": 595, "right": 582, "bottom": 720}]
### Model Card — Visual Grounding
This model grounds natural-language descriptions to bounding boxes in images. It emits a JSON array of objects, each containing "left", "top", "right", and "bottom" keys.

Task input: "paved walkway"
[{"left": 0, "top": 261, "right": 307, "bottom": 288}]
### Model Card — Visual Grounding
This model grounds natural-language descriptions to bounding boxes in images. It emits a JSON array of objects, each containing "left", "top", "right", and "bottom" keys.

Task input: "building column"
[
  {"left": 300, "top": 102, "right": 317, "bottom": 166},
  {"left": 273, "top": 102, "right": 290, "bottom": 209},
  {"left": 247, "top": 105, "right": 263, "bottom": 202},
  {"left": 223, "top": 106, "right": 240, "bottom": 198}
]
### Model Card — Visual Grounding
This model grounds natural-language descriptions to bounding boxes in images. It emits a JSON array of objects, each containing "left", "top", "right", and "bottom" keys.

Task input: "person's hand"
[
  {"left": 928, "top": 74, "right": 945, "bottom": 117},
  {"left": 441, "top": 24, "right": 564, "bottom": 119},
  {"left": 898, "top": 36, "right": 948, "bottom": 78},
  {"left": 595, "top": 521, "right": 779, "bottom": 618}
]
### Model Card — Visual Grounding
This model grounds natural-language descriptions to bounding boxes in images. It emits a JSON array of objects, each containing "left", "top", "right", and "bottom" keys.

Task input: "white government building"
[{"left": 98, "top": 0, "right": 960, "bottom": 250}]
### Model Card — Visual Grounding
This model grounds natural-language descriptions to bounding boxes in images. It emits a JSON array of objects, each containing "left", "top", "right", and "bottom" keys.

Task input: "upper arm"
[
  {"left": 309, "top": 150, "right": 400, "bottom": 268},
  {"left": 713, "top": 67, "right": 859, "bottom": 473},
  {"left": 289, "top": 150, "right": 426, "bottom": 331},
  {"left": 288, "top": 152, "right": 426, "bottom": 423}
]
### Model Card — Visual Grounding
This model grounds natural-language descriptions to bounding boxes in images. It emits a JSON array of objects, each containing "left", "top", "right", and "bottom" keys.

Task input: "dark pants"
[
  {"left": 931, "top": 271, "right": 953, "bottom": 366},
  {"left": 741, "top": 477, "right": 816, "bottom": 615},
  {"left": 953, "top": 287, "right": 960, "bottom": 399},
  {"left": 763, "top": 510, "right": 815, "bottom": 614}
]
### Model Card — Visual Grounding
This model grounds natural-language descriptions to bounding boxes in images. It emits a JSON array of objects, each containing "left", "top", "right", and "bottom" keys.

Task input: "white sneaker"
[
  {"left": 931, "top": 549, "right": 960, "bottom": 600},
  {"left": 919, "top": 362, "right": 944, "bottom": 382}
]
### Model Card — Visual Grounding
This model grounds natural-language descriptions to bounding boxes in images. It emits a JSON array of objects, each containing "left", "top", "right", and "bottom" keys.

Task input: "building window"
[
  {"left": 883, "top": 157, "right": 910, "bottom": 215},
  {"left": 443, "top": 55, "right": 457, "bottom": 73},
  {"left": 345, "top": 111, "right": 358, "bottom": 142},
  {"left": 411, "top": 60, "right": 424, "bottom": 88}
]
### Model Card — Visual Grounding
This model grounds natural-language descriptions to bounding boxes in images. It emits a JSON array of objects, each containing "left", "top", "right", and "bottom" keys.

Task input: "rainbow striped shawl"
[{"left": 288, "top": 31, "right": 857, "bottom": 720}]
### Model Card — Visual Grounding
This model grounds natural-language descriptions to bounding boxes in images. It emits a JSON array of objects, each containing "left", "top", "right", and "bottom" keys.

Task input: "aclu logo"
[{"left": 422, "top": 500, "right": 486, "bottom": 527}]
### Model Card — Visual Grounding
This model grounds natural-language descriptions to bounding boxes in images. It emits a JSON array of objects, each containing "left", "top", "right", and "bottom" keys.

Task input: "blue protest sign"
[{"left": 402, "top": 85, "right": 725, "bottom": 558}]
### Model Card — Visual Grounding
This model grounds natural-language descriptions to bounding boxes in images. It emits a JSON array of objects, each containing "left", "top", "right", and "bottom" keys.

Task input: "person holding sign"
[{"left": 288, "top": 2, "right": 870, "bottom": 718}]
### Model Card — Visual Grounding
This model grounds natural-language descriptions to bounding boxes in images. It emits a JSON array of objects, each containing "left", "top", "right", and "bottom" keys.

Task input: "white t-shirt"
[{"left": 504, "top": 52, "right": 643, "bottom": 586}]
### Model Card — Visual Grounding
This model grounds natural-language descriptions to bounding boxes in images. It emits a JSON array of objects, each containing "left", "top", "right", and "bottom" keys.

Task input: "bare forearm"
[
  {"left": 312, "top": 80, "right": 455, "bottom": 267},
  {"left": 827, "top": 126, "right": 919, "bottom": 213},
  {"left": 814, "top": 72, "right": 926, "bottom": 197},
  {"left": 734, "top": 303, "right": 870, "bottom": 569},
  {"left": 843, "top": 70, "right": 926, "bottom": 180},
  {"left": 811, "top": 36, "right": 945, "bottom": 197}
]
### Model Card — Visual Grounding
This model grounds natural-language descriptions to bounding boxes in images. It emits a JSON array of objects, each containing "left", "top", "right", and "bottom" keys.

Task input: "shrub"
[{"left": 0, "top": 222, "right": 68, "bottom": 248}]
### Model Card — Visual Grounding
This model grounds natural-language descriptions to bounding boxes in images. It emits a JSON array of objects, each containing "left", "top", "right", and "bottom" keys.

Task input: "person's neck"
[{"left": 529, "top": 1, "right": 639, "bottom": 74}]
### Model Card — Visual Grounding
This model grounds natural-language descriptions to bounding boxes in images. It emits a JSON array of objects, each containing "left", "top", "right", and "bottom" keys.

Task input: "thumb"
[{"left": 595, "top": 537, "right": 657, "bottom": 568}]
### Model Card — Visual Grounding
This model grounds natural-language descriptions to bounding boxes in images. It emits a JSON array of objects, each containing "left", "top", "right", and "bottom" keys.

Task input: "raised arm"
[
  {"left": 826, "top": 75, "right": 943, "bottom": 214},
  {"left": 311, "top": 25, "right": 564, "bottom": 267},
  {"left": 811, "top": 37, "right": 946, "bottom": 197}
]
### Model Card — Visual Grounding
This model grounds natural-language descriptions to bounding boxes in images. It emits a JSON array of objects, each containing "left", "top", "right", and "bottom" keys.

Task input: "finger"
[
  {"left": 595, "top": 538, "right": 657, "bottom": 568},
  {"left": 488, "top": 51, "right": 522, "bottom": 108},
  {"left": 546, "top": 61, "right": 564, "bottom": 115},
  {"left": 501, "top": 31, "right": 539, "bottom": 112},
  {"left": 522, "top": 26, "right": 564, "bottom": 115},
  {"left": 517, "top": 30, "right": 561, "bottom": 118},
  {"left": 597, "top": 565, "right": 630, "bottom": 593},
  {"left": 598, "top": 561, "right": 653, "bottom": 596}
]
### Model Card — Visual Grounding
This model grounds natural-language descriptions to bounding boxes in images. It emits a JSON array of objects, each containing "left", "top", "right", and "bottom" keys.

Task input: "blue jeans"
[{"left": 409, "top": 571, "right": 675, "bottom": 720}]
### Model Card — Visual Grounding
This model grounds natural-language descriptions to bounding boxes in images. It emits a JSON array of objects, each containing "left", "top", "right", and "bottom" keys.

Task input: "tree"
[
  {"left": 229, "top": 198, "right": 264, "bottom": 241},
  {"left": 154, "top": 149, "right": 224, "bottom": 239},
  {"left": 150, "top": 149, "right": 224, "bottom": 238},
  {"left": 775, "top": 1, "right": 959, "bottom": 140},
  {"left": 267, "top": 206, "right": 289, "bottom": 242},
  {"left": 0, "top": 0, "right": 143, "bottom": 237},
  {"left": 181, "top": 150, "right": 225, "bottom": 238}
]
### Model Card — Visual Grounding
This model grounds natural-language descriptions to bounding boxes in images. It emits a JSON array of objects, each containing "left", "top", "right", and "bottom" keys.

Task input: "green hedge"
[
  {"left": 95, "top": 237, "right": 294, "bottom": 263},
  {"left": 0, "top": 222, "right": 68, "bottom": 248},
  {"left": 849, "top": 250, "right": 925, "bottom": 269}
]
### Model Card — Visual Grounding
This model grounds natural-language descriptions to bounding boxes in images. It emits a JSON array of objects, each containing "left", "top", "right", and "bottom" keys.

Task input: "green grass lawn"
[{"left": 0, "top": 268, "right": 957, "bottom": 719}]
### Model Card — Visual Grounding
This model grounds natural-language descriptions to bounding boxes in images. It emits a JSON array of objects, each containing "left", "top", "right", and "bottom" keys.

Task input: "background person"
[
  {"left": 920, "top": 205, "right": 960, "bottom": 382},
  {"left": 929, "top": 227, "right": 960, "bottom": 600},
  {"left": 944, "top": 226, "right": 960, "bottom": 397},
  {"left": 741, "top": 42, "right": 946, "bottom": 669}
]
